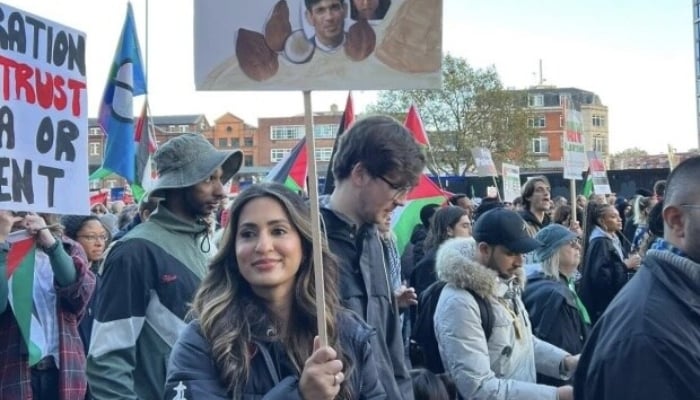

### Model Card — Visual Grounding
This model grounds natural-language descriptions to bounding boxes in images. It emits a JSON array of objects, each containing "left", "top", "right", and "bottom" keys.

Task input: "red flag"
[
  {"left": 323, "top": 92, "right": 355, "bottom": 194},
  {"left": 390, "top": 105, "right": 446, "bottom": 254},
  {"left": 404, "top": 104, "right": 430, "bottom": 147},
  {"left": 90, "top": 191, "right": 108, "bottom": 207}
]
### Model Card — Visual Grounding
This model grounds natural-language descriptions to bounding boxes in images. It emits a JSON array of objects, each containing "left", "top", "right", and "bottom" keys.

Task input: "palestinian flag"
[
  {"left": 323, "top": 92, "right": 355, "bottom": 195},
  {"left": 390, "top": 105, "right": 446, "bottom": 255},
  {"left": 391, "top": 175, "right": 447, "bottom": 254},
  {"left": 6, "top": 230, "right": 41, "bottom": 366},
  {"left": 132, "top": 100, "right": 158, "bottom": 202},
  {"left": 582, "top": 169, "right": 593, "bottom": 198},
  {"left": 264, "top": 138, "right": 308, "bottom": 193}
]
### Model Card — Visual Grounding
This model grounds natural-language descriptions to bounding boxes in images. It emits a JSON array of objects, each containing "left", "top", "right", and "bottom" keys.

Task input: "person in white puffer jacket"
[{"left": 433, "top": 208, "right": 579, "bottom": 400}]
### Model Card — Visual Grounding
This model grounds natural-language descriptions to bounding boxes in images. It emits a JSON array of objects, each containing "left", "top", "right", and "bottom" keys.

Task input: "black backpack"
[{"left": 410, "top": 280, "right": 494, "bottom": 374}]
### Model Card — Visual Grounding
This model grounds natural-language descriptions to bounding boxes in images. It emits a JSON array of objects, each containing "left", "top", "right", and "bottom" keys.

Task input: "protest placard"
[
  {"left": 587, "top": 151, "right": 612, "bottom": 194},
  {"left": 502, "top": 163, "right": 521, "bottom": 202},
  {"left": 193, "top": 0, "right": 443, "bottom": 90},
  {"left": 471, "top": 148, "right": 498, "bottom": 177},
  {"left": 0, "top": 3, "right": 89, "bottom": 214},
  {"left": 563, "top": 98, "right": 586, "bottom": 180}
]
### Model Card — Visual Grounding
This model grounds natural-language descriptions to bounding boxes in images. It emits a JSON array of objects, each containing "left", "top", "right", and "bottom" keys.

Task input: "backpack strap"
[{"left": 467, "top": 288, "right": 494, "bottom": 340}]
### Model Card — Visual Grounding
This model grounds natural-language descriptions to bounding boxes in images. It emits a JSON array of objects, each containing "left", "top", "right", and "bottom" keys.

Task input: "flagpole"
[
  {"left": 303, "top": 90, "right": 328, "bottom": 347},
  {"left": 144, "top": 0, "right": 149, "bottom": 79}
]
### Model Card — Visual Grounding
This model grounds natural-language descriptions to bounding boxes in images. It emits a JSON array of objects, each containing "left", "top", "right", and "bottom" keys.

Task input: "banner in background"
[
  {"left": 502, "top": 163, "right": 521, "bottom": 202},
  {"left": 471, "top": 148, "right": 498, "bottom": 177},
  {"left": 562, "top": 97, "right": 586, "bottom": 180},
  {"left": 587, "top": 151, "right": 612, "bottom": 194}
]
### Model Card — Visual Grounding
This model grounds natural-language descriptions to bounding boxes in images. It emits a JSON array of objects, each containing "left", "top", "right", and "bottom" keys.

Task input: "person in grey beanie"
[{"left": 522, "top": 224, "right": 590, "bottom": 386}]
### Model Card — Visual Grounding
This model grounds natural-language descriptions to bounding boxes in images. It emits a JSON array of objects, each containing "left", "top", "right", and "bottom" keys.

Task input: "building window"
[
  {"left": 593, "top": 136, "right": 605, "bottom": 152},
  {"left": 179, "top": 125, "right": 188, "bottom": 133},
  {"left": 315, "top": 147, "right": 333, "bottom": 161},
  {"left": 271, "top": 148, "right": 291, "bottom": 162},
  {"left": 244, "top": 155, "right": 253, "bottom": 167},
  {"left": 217, "top": 138, "right": 228, "bottom": 147},
  {"left": 226, "top": 126, "right": 233, "bottom": 132},
  {"left": 244, "top": 137, "right": 253, "bottom": 147},
  {"left": 559, "top": 115, "right": 564, "bottom": 128},
  {"left": 168, "top": 125, "right": 177, "bottom": 132},
  {"left": 527, "top": 116, "right": 546, "bottom": 128},
  {"left": 532, "top": 137, "right": 549, "bottom": 154},
  {"left": 271, "top": 125, "right": 304, "bottom": 140},
  {"left": 89, "top": 142, "right": 101, "bottom": 156},
  {"left": 528, "top": 94, "right": 544, "bottom": 107},
  {"left": 231, "top": 138, "right": 240, "bottom": 147},
  {"left": 592, "top": 115, "right": 605, "bottom": 127},
  {"left": 89, "top": 127, "right": 102, "bottom": 136},
  {"left": 314, "top": 124, "right": 338, "bottom": 138}
]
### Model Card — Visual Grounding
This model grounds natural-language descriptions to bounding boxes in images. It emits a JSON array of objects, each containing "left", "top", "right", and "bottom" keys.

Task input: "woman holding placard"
[{"left": 164, "top": 183, "right": 385, "bottom": 400}]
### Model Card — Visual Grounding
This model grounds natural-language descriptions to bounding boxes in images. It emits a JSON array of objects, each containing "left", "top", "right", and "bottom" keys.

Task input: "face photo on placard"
[
  {"left": 349, "top": 0, "right": 392, "bottom": 22},
  {"left": 193, "top": 0, "right": 443, "bottom": 91}
]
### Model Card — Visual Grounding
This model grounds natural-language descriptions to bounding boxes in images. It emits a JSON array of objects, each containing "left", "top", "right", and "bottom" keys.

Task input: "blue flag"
[{"left": 96, "top": 2, "right": 147, "bottom": 182}]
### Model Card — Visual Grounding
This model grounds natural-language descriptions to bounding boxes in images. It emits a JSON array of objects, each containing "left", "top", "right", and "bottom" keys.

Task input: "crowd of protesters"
[{"left": 1, "top": 115, "right": 698, "bottom": 399}]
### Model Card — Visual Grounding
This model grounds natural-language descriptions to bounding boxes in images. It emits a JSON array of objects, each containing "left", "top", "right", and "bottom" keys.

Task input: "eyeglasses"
[
  {"left": 568, "top": 238, "right": 582, "bottom": 247},
  {"left": 376, "top": 175, "right": 412, "bottom": 200},
  {"left": 78, "top": 234, "right": 109, "bottom": 243}
]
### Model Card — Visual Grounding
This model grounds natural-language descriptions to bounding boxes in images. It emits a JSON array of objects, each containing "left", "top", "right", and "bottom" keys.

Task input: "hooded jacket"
[
  {"left": 433, "top": 238, "right": 570, "bottom": 400},
  {"left": 575, "top": 249, "right": 700, "bottom": 400},
  {"left": 319, "top": 196, "right": 413, "bottom": 400},
  {"left": 519, "top": 209, "right": 550, "bottom": 238},
  {"left": 86, "top": 205, "right": 212, "bottom": 400},
  {"left": 579, "top": 227, "right": 630, "bottom": 324},
  {"left": 164, "top": 310, "right": 386, "bottom": 399},
  {"left": 522, "top": 272, "right": 590, "bottom": 386}
]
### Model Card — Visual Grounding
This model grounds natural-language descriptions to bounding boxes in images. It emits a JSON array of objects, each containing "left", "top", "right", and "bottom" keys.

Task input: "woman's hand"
[
  {"left": 299, "top": 336, "right": 344, "bottom": 400},
  {"left": 395, "top": 285, "right": 418, "bottom": 309},
  {"left": 624, "top": 253, "right": 641, "bottom": 270},
  {"left": 22, "top": 213, "right": 56, "bottom": 249},
  {"left": 0, "top": 211, "right": 23, "bottom": 243},
  {"left": 557, "top": 385, "right": 574, "bottom": 400}
]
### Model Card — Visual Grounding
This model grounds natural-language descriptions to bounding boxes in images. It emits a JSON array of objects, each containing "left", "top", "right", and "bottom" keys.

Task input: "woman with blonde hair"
[
  {"left": 523, "top": 224, "right": 590, "bottom": 386},
  {"left": 164, "top": 183, "right": 385, "bottom": 399}
]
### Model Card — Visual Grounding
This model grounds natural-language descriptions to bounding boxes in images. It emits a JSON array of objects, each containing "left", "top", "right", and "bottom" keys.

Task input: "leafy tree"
[
  {"left": 611, "top": 147, "right": 649, "bottom": 158},
  {"left": 368, "top": 54, "right": 539, "bottom": 175}
]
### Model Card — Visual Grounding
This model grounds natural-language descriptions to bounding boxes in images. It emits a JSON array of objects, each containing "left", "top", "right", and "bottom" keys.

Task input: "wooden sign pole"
[{"left": 303, "top": 90, "right": 328, "bottom": 346}]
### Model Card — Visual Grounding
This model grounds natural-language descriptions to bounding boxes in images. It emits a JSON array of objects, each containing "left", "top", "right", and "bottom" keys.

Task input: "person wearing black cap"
[
  {"left": 86, "top": 134, "right": 242, "bottom": 400},
  {"left": 433, "top": 208, "right": 579, "bottom": 400}
]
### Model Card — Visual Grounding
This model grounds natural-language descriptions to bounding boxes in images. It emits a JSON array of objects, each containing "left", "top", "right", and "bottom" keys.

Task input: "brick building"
[
  {"left": 255, "top": 108, "right": 344, "bottom": 177},
  {"left": 514, "top": 86, "right": 609, "bottom": 168}
]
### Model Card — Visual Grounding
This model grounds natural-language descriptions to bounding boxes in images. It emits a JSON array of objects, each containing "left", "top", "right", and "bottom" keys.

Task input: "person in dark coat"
[
  {"left": 319, "top": 116, "right": 426, "bottom": 399},
  {"left": 401, "top": 204, "right": 440, "bottom": 282},
  {"left": 578, "top": 202, "right": 641, "bottom": 324},
  {"left": 410, "top": 206, "right": 472, "bottom": 301},
  {"left": 165, "top": 184, "right": 385, "bottom": 399},
  {"left": 523, "top": 224, "right": 590, "bottom": 386},
  {"left": 575, "top": 156, "right": 700, "bottom": 400}
]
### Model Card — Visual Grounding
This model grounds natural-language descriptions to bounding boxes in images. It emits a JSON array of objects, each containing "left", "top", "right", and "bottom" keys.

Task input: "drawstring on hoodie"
[
  {"left": 197, "top": 220, "right": 212, "bottom": 253},
  {"left": 199, "top": 233, "right": 211, "bottom": 253}
]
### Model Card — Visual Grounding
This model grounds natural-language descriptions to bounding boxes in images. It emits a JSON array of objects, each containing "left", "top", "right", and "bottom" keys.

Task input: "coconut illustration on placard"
[{"left": 284, "top": 29, "right": 315, "bottom": 64}]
